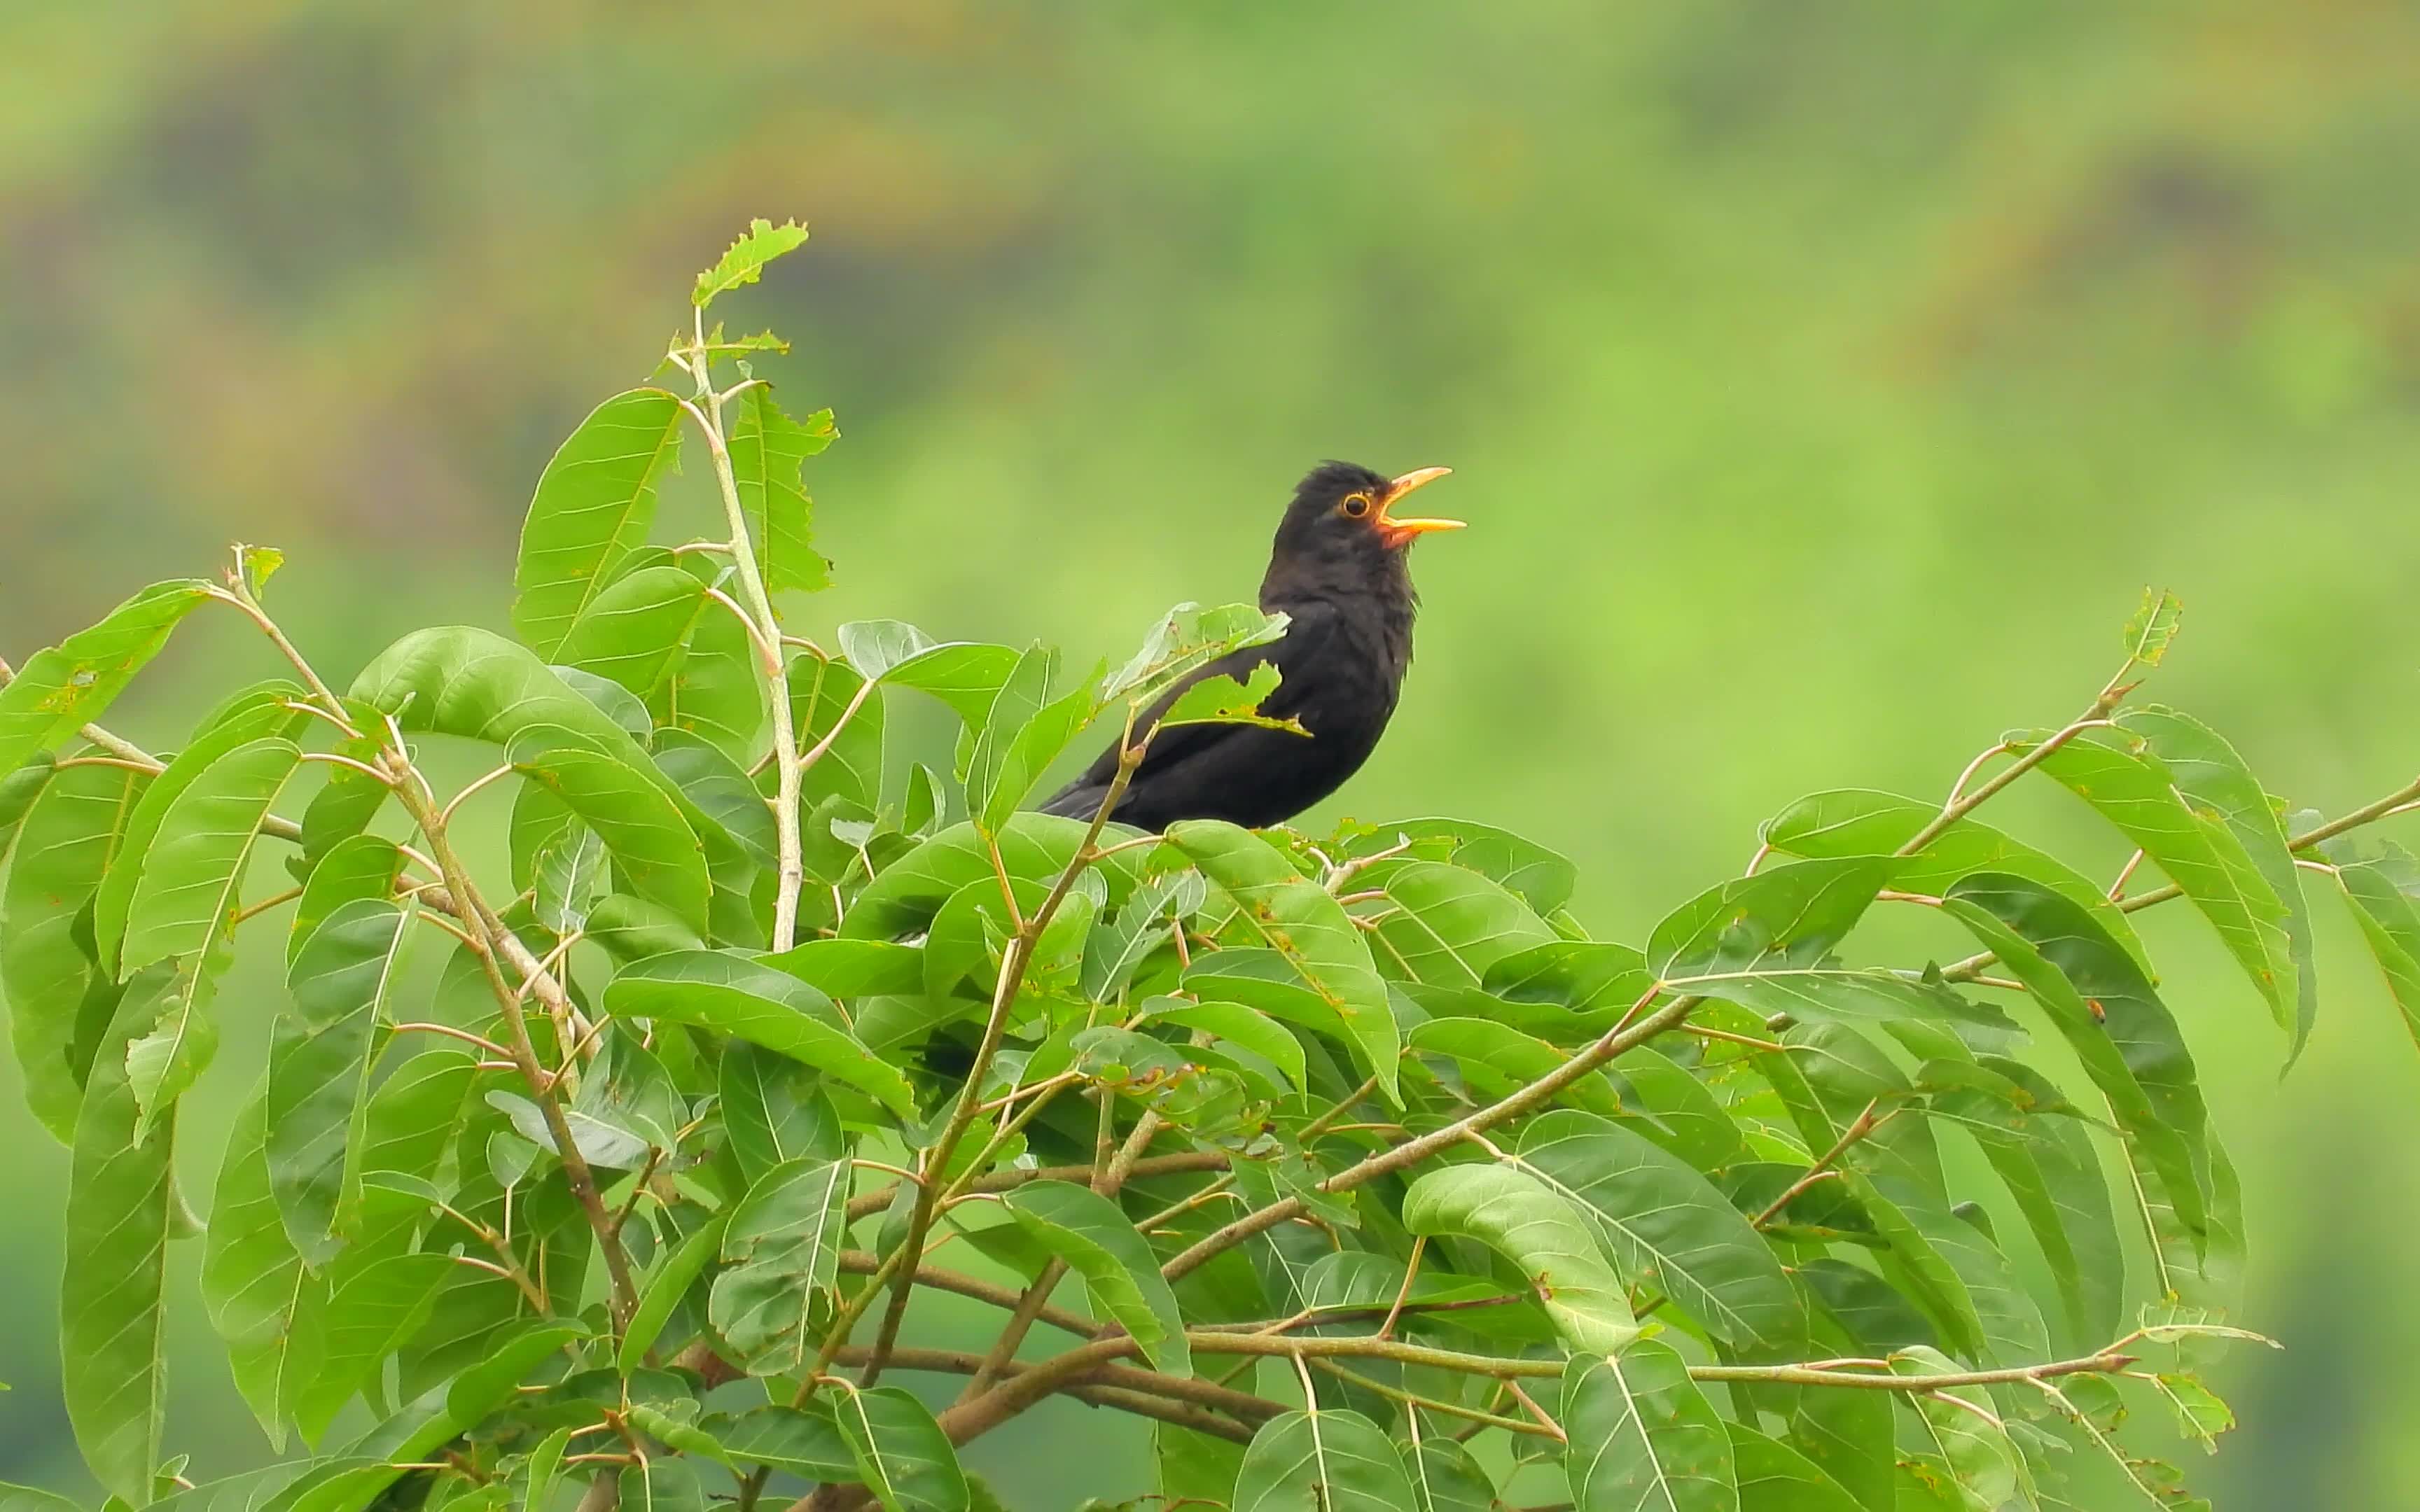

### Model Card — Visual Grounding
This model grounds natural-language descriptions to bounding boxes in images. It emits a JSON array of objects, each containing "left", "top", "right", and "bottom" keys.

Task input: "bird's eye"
[{"left": 1340, "top": 493, "right": 1373, "bottom": 518}]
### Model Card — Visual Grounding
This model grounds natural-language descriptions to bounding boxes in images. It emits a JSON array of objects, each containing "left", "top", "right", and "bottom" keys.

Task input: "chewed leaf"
[
  {"left": 730, "top": 387, "right": 835, "bottom": 595},
  {"left": 1104, "top": 602, "right": 1289, "bottom": 705},
  {"left": 694, "top": 218, "right": 809, "bottom": 308},
  {"left": 1157, "top": 663, "right": 1303, "bottom": 733},
  {"left": 2120, "top": 587, "right": 2183, "bottom": 670},
  {"left": 0, "top": 580, "right": 214, "bottom": 776}
]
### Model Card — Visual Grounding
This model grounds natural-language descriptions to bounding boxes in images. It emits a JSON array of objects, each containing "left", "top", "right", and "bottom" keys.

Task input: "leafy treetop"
[{"left": 4, "top": 220, "right": 2419, "bottom": 1512}]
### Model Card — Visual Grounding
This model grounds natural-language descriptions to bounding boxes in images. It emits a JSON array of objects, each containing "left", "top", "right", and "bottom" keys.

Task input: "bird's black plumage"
[{"left": 1041, "top": 460, "right": 1460, "bottom": 831}]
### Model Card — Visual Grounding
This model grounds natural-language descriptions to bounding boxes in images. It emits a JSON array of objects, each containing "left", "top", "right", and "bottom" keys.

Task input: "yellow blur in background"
[{"left": 7, "top": 2, "right": 2420, "bottom": 1505}]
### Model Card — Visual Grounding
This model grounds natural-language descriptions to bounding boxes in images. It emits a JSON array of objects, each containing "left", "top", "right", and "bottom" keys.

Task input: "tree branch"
[
  {"left": 852, "top": 727, "right": 1148, "bottom": 1389},
  {"left": 674, "top": 353, "right": 806, "bottom": 953}
]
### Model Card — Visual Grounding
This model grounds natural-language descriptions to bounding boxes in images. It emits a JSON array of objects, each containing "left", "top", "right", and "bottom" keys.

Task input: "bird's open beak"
[{"left": 1375, "top": 466, "right": 1462, "bottom": 547}]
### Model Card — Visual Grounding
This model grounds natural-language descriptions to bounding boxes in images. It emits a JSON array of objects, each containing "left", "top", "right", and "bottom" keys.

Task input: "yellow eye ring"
[{"left": 1340, "top": 493, "right": 1373, "bottom": 518}]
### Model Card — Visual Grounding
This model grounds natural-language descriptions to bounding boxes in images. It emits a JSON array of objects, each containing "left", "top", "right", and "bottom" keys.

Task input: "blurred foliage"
[{"left": 6, "top": 1, "right": 2420, "bottom": 1506}]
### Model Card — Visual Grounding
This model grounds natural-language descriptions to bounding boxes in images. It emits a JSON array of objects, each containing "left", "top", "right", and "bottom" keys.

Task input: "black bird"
[{"left": 1041, "top": 461, "right": 1461, "bottom": 831}]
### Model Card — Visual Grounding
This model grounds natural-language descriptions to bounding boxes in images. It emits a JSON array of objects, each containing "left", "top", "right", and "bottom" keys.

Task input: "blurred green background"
[{"left": 8, "top": 1, "right": 2420, "bottom": 1505}]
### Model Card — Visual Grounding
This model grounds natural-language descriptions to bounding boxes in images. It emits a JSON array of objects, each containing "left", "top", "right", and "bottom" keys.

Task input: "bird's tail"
[{"left": 1036, "top": 780, "right": 1113, "bottom": 820}]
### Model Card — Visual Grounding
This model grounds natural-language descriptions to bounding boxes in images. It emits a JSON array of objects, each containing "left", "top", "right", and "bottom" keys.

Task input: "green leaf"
[
  {"left": 2148, "top": 1372, "right": 2234, "bottom": 1451},
  {"left": 2122, "top": 706, "right": 2316, "bottom": 1058},
  {"left": 295, "top": 1252, "right": 452, "bottom": 1440},
  {"left": 1370, "top": 860, "right": 1556, "bottom": 988},
  {"left": 1515, "top": 1109, "right": 1804, "bottom": 1353},
  {"left": 1785, "top": 1023, "right": 2052, "bottom": 1367},
  {"left": 295, "top": 732, "right": 392, "bottom": 872},
  {"left": 1940, "top": 874, "right": 2212, "bottom": 1243},
  {"left": 1405, "top": 1016, "right": 1621, "bottom": 1117},
  {"left": 1104, "top": 603, "right": 1291, "bottom": 707},
  {"left": 0, "top": 580, "right": 214, "bottom": 773},
  {"left": 1081, "top": 869, "right": 1202, "bottom": 1000},
  {"left": 842, "top": 814, "right": 1153, "bottom": 940},
  {"left": 351, "top": 626, "right": 722, "bottom": 864},
  {"left": 880, "top": 645, "right": 1026, "bottom": 731},
  {"left": 606, "top": 951, "right": 917, "bottom": 1116},
  {"left": 1648, "top": 855, "right": 1898, "bottom": 981},
  {"left": 984, "top": 678, "right": 1100, "bottom": 832},
  {"left": 485, "top": 1089, "right": 647, "bottom": 1171},
  {"left": 268, "top": 898, "right": 415, "bottom": 1265},
  {"left": 1406, "top": 1439, "right": 1496, "bottom": 1512},
  {"left": 694, "top": 217, "right": 809, "bottom": 308},
  {"left": 655, "top": 728, "right": 778, "bottom": 868},
  {"left": 956, "top": 645, "right": 1082, "bottom": 833},
  {"left": 201, "top": 1082, "right": 321, "bottom": 1450},
  {"left": 1155, "top": 1420, "right": 1245, "bottom": 1504},
  {"left": 1339, "top": 816, "right": 1580, "bottom": 915},
  {"left": 1167, "top": 820, "right": 1400, "bottom": 1101},
  {"left": 120, "top": 736, "right": 301, "bottom": 972},
  {"left": 93, "top": 683, "right": 305, "bottom": 974},
  {"left": 789, "top": 654, "right": 886, "bottom": 813},
  {"left": 1562, "top": 1343, "right": 1738, "bottom": 1512},
  {"left": 0, "top": 1485, "right": 85, "bottom": 1512},
  {"left": 710, "top": 1158, "right": 851, "bottom": 1371},
  {"left": 1003, "top": 1180, "right": 1192, "bottom": 1373},
  {"left": 835, "top": 1385, "right": 971, "bottom": 1512},
  {"left": 719, "top": 1404, "right": 856, "bottom": 1478},
  {"left": 759, "top": 938, "right": 925, "bottom": 998},
  {"left": 720, "top": 1040, "right": 846, "bottom": 1183},
  {"left": 2119, "top": 586, "right": 2183, "bottom": 671},
  {"left": 2029, "top": 728, "right": 2293, "bottom": 1038},
  {"left": 2333, "top": 839, "right": 2420, "bottom": 1056},
  {"left": 1786, "top": 1368, "right": 1892, "bottom": 1512},
  {"left": 575, "top": 1026, "right": 686, "bottom": 1152},
  {"left": 1157, "top": 662, "right": 1303, "bottom": 732},
  {"left": 620, "top": 1212, "right": 731, "bottom": 1373},
  {"left": 587, "top": 893, "right": 707, "bottom": 964},
  {"left": 62, "top": 978, "right": 180, "bottom": 1504},
  {"left": 0, "top": 750, "right": 56, "bottom": 862},
  {"left": 1148, "top": 998, "right": 1308, "bottom": 1091},
  {"left": 552, "top": 564, "right": 715, "bottom": 709},
  {"left": 1233, "top": 1409, "right": 1419, "bottom": 1511},
  {"left": 1760, "top": 789, "right": 2151, "bottom": 970},
  {"left": 1608, "top": 1042, "right": 1746, "bottom": 1170},
  {"left": 509, "top": 728, "right": 711, "bottom": 935},
  {"left": 1400, "top": 1163, "right": 1636, "bottom": 1354},
  {"left": 530, "top": 821, "right": 606, "bottom": 934},
  {"left": 510, "top": 388, "right": 685, "bottom": 658},
  {"left": 667, "top": 584, "right": 767, "bottom": 762},
  {"left": 619, "top": 1458, "right": 703, "bottom": 1512},
  {"left": 837, "top": 620, "right": 947, "bottom": 681},
  {"left": 730, "top": 386, "right": 835, "bottom": 595},
  {"left": 443, "top": 1322, "right": 590, "bottom": 1424},
  {"left": 1889, "top": 1347, "right": 2035, "bottom": 1508},
  {"left": 1913, "top": 1049, "right": 2125, "bottom": 1350},
  {"left": 120, "top": 941, "right": 229, "bottom": 1136},
  {"left": 522, "top": 1426, "right": 576, "bottom": 1512},
  {"left": 288, "top": 836, "right": 404, "bottom": 967},
  {"left": 1727, "top": 1422, "right": 1863, "bottom": 1512},
  {"left": 1483, "top": 939, "right": 1653, "bottom": 1039}
]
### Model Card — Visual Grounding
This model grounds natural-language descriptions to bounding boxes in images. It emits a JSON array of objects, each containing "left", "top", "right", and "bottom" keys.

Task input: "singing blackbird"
[{"left": 1039, "top": 460, "right": 1461, "bottom": 831}]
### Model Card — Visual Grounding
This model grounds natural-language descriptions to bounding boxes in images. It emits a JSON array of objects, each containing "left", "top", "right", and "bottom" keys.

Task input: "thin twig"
[{"left": 1753, "top": 1098, "right": 1892, "bottom": 1229}]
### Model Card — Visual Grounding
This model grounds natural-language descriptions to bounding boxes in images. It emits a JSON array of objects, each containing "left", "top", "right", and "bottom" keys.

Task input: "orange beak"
[{"left": 1374, "top": 466, "right": 1462, "bottom": 548}]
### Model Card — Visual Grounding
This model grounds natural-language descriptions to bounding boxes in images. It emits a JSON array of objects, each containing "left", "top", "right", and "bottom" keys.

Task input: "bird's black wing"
[{"left": 1038, "top": 606, "right": 1335, "bottom": 821}]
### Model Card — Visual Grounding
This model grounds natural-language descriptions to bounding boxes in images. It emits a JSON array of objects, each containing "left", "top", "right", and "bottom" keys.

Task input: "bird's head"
[{"left": 1267, "top": 461, "right": 1461, "bottom": 594}]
